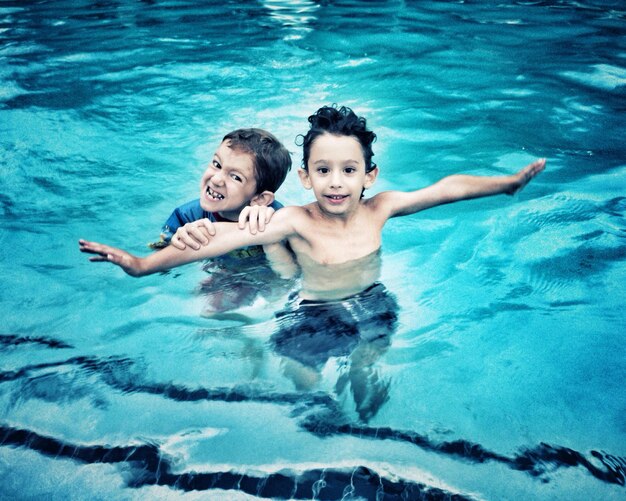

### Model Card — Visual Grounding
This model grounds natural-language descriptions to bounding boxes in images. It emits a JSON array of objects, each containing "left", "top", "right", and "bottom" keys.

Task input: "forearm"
[
  {"left": 140, "top": 218, "right": 295, "bottom": 275},
  {"left": 81, "top": 235, "right": 240, "bottom": 278},
  {"left": 263, "top": 242, "right": 299, "bottom": 279},
  {"left": 133, "top": 245, "right": 212, "bottom": 276},
  {"left": 81, "top": 210, "right": 298, "bottom": 277},
  {"left": 438, "top": 159, "right": 545, "bottom": 202},
  {"left": 138, "top": 229, "right": 254, "bottom": 275},
  {"left": 386, "top": 174, "right": 515, "bottom": 217},
  {"left": 388, "top": 159, "right": 544, "bottom": 218},
  {"left": 79, "top": 238, "right": 207, "bottom": 277},
  {"left": 437, "top": 173, "right": 519, "bottom": 202}
]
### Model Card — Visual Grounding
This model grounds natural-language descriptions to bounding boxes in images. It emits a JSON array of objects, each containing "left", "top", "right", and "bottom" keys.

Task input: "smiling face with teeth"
[
  {"left": 298, "top": 133, "right": 378, "bottom": 218},
  {"left": 199, "top": 140, "right": 271, "bottom": 221}
]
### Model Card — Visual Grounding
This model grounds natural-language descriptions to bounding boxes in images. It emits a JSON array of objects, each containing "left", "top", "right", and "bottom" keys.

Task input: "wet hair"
[
  {"left": 297, "top": 105, "right": 377, "bottom": 172},
  {"left": 222, "top": 128, "right": 292, "bottom": 194}
]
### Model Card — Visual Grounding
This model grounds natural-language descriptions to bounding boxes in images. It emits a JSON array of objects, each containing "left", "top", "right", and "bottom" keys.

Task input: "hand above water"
[
  {"left": 505, "top": 158, "right": 546, "bottom": 195},
  {"left": 238, "top": 204, "right": 275, "bottom": 234},
  {"left": 170, "top": 205, "right": 276, "bottom": 251},
  {"left": 79, "top": 239, "right": 143, "bottom": 276},
  {"left": 170, "top": 218, "right": 216, "bottom": 251}
]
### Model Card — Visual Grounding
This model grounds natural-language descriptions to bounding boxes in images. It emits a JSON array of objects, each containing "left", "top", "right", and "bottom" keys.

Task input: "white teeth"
[{"left": 207, "top": 187, "right": 224, "bottom": 200}]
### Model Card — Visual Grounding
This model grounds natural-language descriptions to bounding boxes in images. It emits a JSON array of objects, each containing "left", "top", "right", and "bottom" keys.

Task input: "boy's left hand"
[
  {"left": 171, "top": 219, "right": 216, "bottom": 250},
  {"left": 506, "top": 158, "right": 546, "bottom": 195},
  {"left": 238, "top": 205, "right": 275, "bottom": 234}
]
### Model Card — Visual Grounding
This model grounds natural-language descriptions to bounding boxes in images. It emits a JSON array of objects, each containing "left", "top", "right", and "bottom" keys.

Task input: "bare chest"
[{"left": 294, "top": 215, "right": 383, "bottom": 265}]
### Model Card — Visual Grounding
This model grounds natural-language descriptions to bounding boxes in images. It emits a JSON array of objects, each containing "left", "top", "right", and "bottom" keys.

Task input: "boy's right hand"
[
  {"left": 238, "top": 205, "right": 275, "bottom": 234},
  {"left": 171, "top": 218, "right": 216, "bottom": 250},
  {"left": 506, "top": 158, "right": 546, "bottom": 195}
]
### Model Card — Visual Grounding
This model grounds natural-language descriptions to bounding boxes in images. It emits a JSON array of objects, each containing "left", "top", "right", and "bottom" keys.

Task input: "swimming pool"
[{"left": 1, "top": 0, "right": 625, "bottom": 499}]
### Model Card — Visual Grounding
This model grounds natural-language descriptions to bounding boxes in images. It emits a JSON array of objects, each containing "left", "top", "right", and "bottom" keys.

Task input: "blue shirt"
[
  {"left": 155, "top": 199, "right": 292, "bottom": 313},
  {"left": 160, "top": 198, "right": 284, "bottom": 242}
]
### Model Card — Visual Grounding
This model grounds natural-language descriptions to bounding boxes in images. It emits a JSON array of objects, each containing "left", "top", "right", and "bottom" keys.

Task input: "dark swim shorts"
[{"left": 271, "top": 283, "right": 398, "bottom": 369}]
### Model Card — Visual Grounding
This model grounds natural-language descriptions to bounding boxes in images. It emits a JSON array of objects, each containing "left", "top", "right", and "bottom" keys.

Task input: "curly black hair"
[{"left": 297, "top": 105, "right": 377, "bottom": 172}]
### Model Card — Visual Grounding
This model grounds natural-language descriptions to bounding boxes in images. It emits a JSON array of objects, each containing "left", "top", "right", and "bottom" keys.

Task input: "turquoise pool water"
[{"left": 1, "top": 1, "right": 625, "bottom": 499}]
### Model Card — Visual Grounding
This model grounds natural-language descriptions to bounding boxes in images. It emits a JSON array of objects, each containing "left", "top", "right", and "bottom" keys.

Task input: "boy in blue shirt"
[
  {"left": 152, "top": 127, "right": 294, "bottom": 314},
  {"left": 154, "top": 128, "right": 290, "bottom": 249}
]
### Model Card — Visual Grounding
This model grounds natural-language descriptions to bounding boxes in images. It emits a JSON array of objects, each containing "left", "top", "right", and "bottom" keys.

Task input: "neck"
[
  {"left": 314, "top": 202, "right": 362, "bottom": 225},
  {"left": 215, "top": 210, "right": 238, "bottom": 222}
]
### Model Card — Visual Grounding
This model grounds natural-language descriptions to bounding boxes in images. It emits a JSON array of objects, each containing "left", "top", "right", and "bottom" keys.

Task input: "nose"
[
  {"left": 329, "top": 170, "right": 343, "bottom": 188},
  {"left": 211, "top": 169, "right": 225, "bottom": 186}
]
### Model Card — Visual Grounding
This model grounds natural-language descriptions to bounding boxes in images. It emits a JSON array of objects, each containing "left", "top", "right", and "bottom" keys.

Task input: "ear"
[
  {"left": 298, "top": 168, "right": 312, "bottom": 190},
  {"left": 250, "top": 190, "right": 275, "bottom": 207},
  {"left": 363, "top": 166, "right": 379, "bottom": 189}
]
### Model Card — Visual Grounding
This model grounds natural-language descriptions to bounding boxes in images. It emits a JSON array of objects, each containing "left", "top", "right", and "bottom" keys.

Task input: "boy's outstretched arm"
[
  {"left": 79, "top": 208, "right": 299, "bottom": 277},
  {"left": 79, "top": 239, "right": 204, "bottom": 276},
  {"left": 384, "top": 158, "right": 545, "bottom": 217}
]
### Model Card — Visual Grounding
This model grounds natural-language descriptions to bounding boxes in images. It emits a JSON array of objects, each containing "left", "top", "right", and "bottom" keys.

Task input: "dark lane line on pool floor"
[
  {"left": 0, "top": 424, "right": 473, "bottom": 500},
  {"left": 1, "top": 352, "right": 624, "bottom": 488}
]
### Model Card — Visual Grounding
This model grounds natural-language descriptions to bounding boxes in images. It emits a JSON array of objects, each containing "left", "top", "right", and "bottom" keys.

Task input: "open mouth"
[
  {"left": 326, "top": 194, "right": 348, "bottom": 204},
  {"left": 206, "top": 186, "right": 225, "bottom": 200}
]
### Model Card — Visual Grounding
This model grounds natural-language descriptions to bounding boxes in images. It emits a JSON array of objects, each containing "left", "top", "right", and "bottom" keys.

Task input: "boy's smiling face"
[
  {"left": 300, "top": 133, "right": 378, "bottom": 217},
  {"left": 199, "top": 140, "right": 261, "bottom": 221}
]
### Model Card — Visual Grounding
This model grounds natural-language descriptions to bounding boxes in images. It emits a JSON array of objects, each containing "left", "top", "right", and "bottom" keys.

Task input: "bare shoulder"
[
  {"left": 366, "top": 191, "right": 397, "bottom": 206},
  {"left": 269, "top": 204, "right": 322, "bottom": 249},
  {"left": 271, "top": 205, "right": 316, "bottom": 234},
  {"left": 278, "top": 203, "right": 323, "bottom": 220},
  {"left": 363, "top": 191, "right": 400, "bottom": 217},
  {"left": 275, "top": 205, "right": 312, "bottom": 222}
]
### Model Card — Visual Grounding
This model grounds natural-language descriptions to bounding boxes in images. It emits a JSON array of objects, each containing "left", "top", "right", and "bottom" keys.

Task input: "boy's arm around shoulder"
[
  {"left": 209, "top": 205, "right": 301, "bottom": 249},
  {"left": 374, "top": 158, "right": 546, "bottom": 218},
  {"left": 79, "top": 207, "right": 302, "bottom": 277}
]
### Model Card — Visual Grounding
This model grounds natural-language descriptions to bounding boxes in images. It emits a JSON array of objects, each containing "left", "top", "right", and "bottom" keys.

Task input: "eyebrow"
[{"left": 312, "top": 159, "right": 360, "bottom": 165}]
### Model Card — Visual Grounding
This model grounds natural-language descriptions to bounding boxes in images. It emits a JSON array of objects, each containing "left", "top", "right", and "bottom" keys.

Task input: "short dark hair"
[
  {"left": 222, "top": 128, "right": 292, "bottom": 194},
  {"left": 297, "top": 105, "right": 377, "bottom": 172}
]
